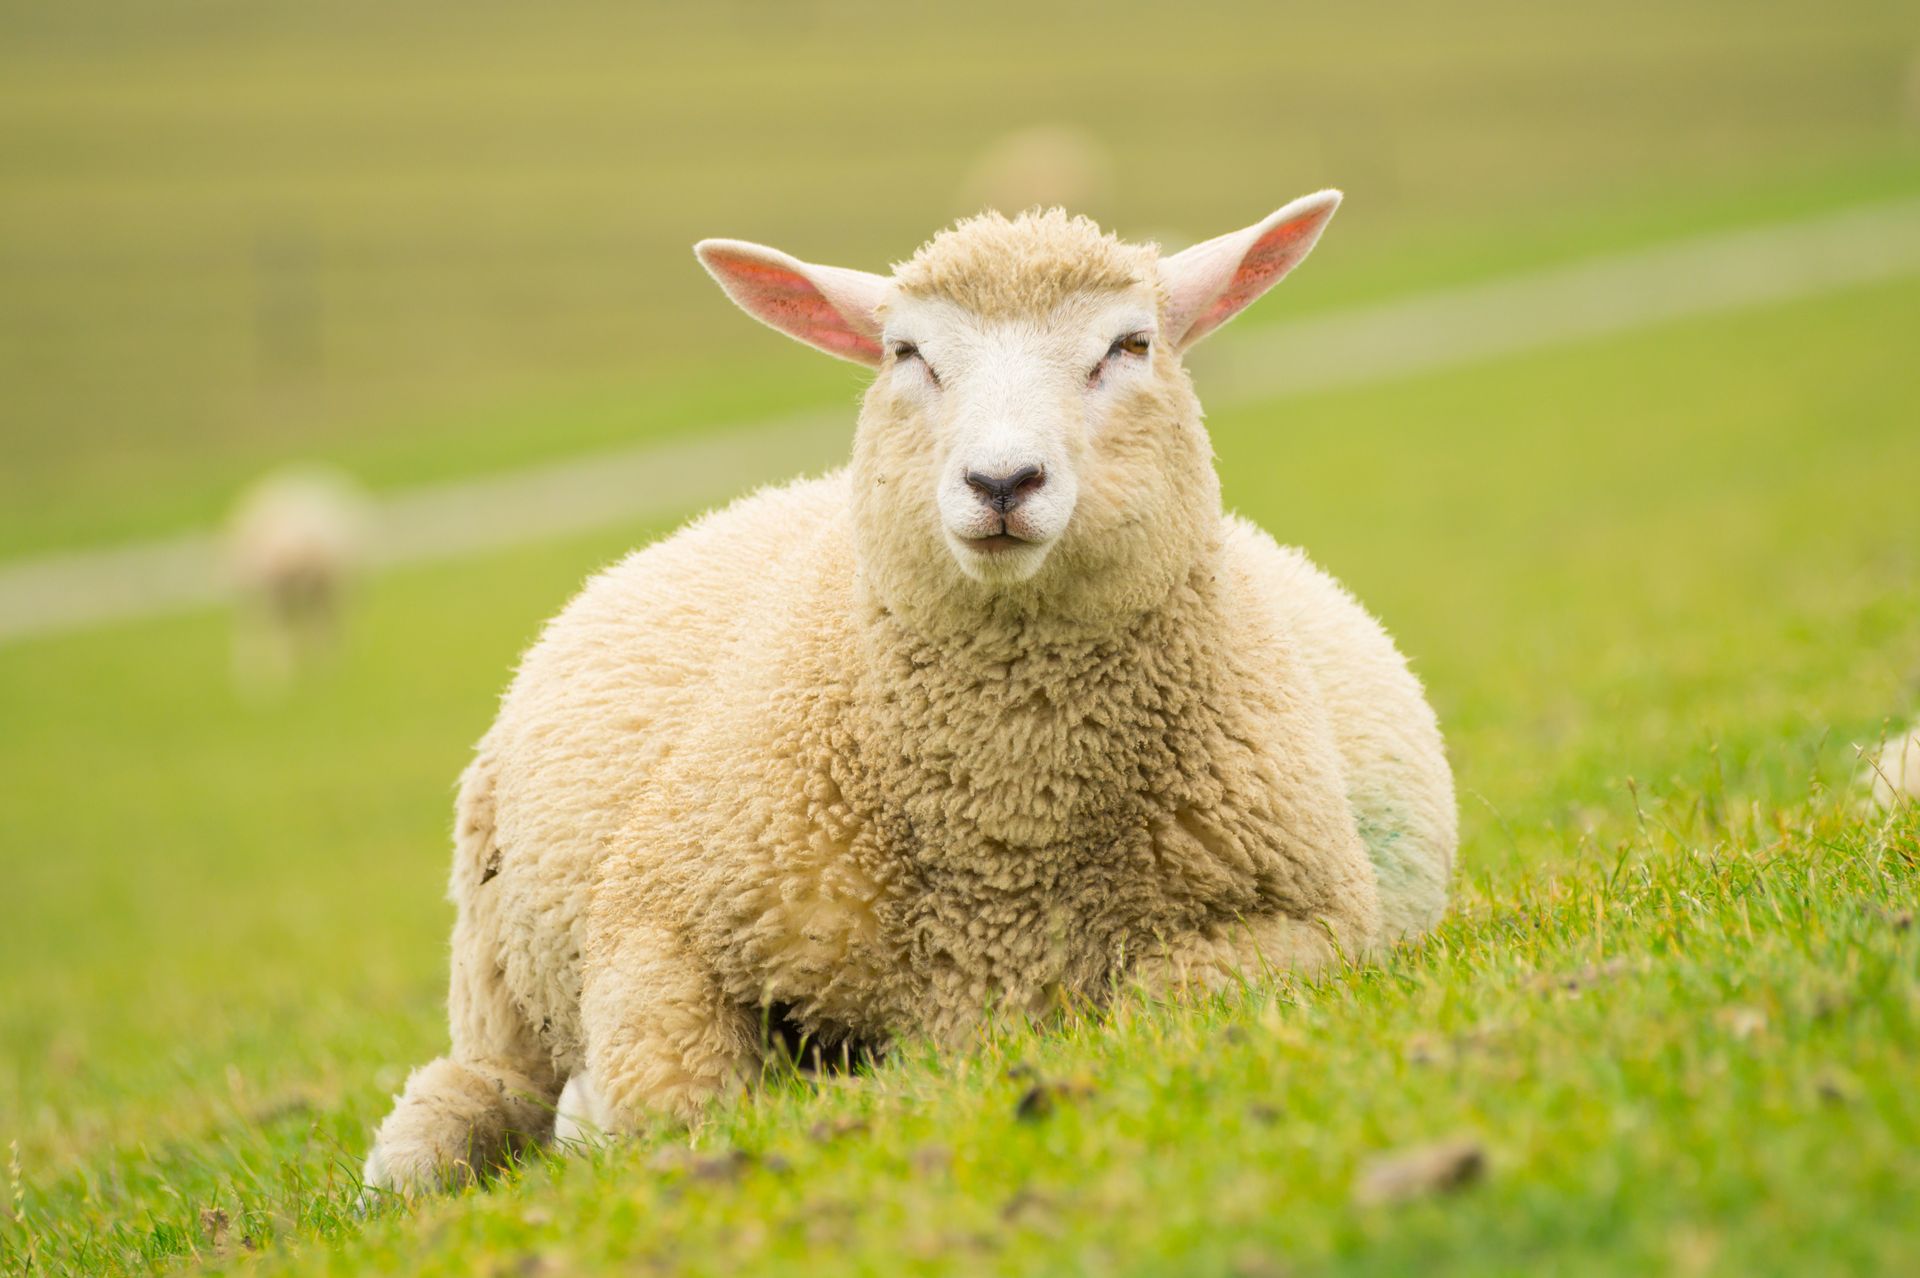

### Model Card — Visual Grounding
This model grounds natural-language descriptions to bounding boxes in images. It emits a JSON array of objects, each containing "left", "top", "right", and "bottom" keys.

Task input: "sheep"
[
  {"left": 225, "top": 465, "right": 369, "bottom": 695},
  {"left": 1864, "top": 723, "right": 1920, "bottom": 807},
  {"left": 363, "top": 191, "right": 1457, "bottom": 1194},
  {"left": 958, "top": 124, "right": 1113, "bottom": 220}
]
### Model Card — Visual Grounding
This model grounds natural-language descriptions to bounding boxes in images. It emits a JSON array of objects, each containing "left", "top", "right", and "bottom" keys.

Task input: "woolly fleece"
[{"left": 366, "top": 208, "right": 1456, "bottom": 1193}]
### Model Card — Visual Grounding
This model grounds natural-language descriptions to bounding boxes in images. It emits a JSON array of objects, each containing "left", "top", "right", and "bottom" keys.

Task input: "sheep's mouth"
[
  {"left": 947, "top": 523, "right": 1055, "bottom": 583},
  {"left": 963, "top": 532, "right": 1032, "bottom": 553}
]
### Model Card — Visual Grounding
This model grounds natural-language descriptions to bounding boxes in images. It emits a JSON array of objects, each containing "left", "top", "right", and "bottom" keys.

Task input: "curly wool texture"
[
  {"left": 367, "top": 208, "right": 1457, "bottom": 1191},
  {"left": 892, "top": 208, "right": 1152, "bottom": 319}
]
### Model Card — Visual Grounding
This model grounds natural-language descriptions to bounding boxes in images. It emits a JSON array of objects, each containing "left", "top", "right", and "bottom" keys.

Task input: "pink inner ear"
[
  {"left": 1187, "top": 209, "right": 1325, "bottom": 341},
  {"left": 706, "top": 250, "right": 883, "bottom": 362}
]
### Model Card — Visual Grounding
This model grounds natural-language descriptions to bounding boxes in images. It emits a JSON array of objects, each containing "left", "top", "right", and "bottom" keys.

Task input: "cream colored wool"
[
  {"left": 1865, "top": 724, "right": 1920, "bottom": 807},
  {"left": 366, "top": 199, "right": 1456, "bottom": 1193}
]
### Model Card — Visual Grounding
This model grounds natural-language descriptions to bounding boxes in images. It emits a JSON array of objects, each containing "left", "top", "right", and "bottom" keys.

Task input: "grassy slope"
[
  {"left": 3, "top": 247, "right": 1918, "bottom": 1272},
  {"left": 2, "top": 0, "right": 1917, "bottom": 557}
]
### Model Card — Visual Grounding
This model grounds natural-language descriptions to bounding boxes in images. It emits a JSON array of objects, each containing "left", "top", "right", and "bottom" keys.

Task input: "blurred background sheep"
[
  {"left": 957, "top": 124, "right": 1114, "bottom": 219},
  {"left": 957, "top": 125, "right": 1195, "bottom": 253},
  {"left": 225, "top": 466, "right": 370, "bottom": 695}
]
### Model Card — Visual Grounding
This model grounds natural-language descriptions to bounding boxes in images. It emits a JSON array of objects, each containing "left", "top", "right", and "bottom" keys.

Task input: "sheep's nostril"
[{"left": 965, "top": 465, "right": 1046, "bottom": 514}]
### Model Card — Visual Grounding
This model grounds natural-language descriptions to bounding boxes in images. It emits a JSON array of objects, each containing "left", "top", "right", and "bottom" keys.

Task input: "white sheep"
[
  {"left": 226, "top": 465, "right": 369, "bottom": 694},
  {"left": 364, "top": 191, "right": 1457, "bottom": 1193},
  {"left": 1864, "top": 723, "right": 1920, "bottom": 807}
]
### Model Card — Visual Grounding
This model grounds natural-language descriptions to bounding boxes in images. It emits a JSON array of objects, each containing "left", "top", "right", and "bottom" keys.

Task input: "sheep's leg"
[
  {"left": 361, "top": 934, "right": 562, "bottom": 1195},
  {"left": 1131, "top": 714, "right": 1388, "bottom": 997},
  {"left": 576, "top": 921, "right": 758, "bottom": 1132},
  {"left": 364, "top": 756, "right": 561, "bottom": 1196},
  {"left": 551, "top": 1071, "right": 611, "bottom": 1147},
  {"left": 1131, "top": 905, "right": 1375, "bottom": 998}
]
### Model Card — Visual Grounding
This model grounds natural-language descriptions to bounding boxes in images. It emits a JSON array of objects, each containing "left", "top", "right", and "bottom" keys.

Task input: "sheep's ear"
[
  {"left": 694, "top": 239, "right": 888, "bottom": 366},
  {"left": 1159, "top": 189, "right": 1342, "bottom": 350}
]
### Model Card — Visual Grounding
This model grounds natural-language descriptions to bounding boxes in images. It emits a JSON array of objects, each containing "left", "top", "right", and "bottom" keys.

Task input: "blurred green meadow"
[
  {"left": 3, "top": 1, "right": 1920, "bottom": 1274},
  {"left": 4, "top": 0, "right": 1920, "bottom": 555}
]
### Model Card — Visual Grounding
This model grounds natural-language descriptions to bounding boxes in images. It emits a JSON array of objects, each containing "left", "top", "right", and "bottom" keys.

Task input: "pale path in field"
[
  {"left": 3, "top": 196, "right": 1919, "bottom": 646},
  {"left": 1191, "top": 196, "right": 1920, "bottom": 403}
]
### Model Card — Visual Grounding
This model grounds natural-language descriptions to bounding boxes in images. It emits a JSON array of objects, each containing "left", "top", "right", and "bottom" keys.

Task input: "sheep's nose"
[{"left": 964, "top": 465, "right": 1045, "bottom": 514}]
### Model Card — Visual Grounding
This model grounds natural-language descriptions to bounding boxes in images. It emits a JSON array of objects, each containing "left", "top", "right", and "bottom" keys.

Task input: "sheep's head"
[{"left": 695, "top": 191, "right": 1341, "bottom": 628}]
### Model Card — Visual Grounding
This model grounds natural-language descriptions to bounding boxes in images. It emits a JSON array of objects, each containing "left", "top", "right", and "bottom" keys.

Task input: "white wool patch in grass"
[{"left": 1864, "top": 724, "right": 1920, "bottom": 807}]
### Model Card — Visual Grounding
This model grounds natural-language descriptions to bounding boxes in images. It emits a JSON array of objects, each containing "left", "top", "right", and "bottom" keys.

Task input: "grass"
[
  {"left": 266, "top": 800, "right": 1920, "bottom": 1276},
  {"left": 3, "top": 203, "right": 1919, "bottom": 1271}
]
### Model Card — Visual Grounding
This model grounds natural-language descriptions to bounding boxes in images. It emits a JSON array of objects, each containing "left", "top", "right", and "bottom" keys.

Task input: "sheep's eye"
[
  {"left": 891, "top": 341, "right": 940, "bottom": 387},
  {"left": 1091, "top": 331, "right": 1152, "bottom": 384}
]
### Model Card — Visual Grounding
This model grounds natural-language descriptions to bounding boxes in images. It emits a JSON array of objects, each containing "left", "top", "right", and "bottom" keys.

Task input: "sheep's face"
[
  {"left": 871, "top": 287, "right": 1162, "bottom": 585},
  {"left": 694, "top": 193, "right": 1342, "bottom": 624}
]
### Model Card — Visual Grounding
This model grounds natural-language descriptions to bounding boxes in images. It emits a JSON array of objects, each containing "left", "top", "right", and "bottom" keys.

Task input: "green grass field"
[{"left": 4, "top": 2, "right": 1920, "bottom": 1274}]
